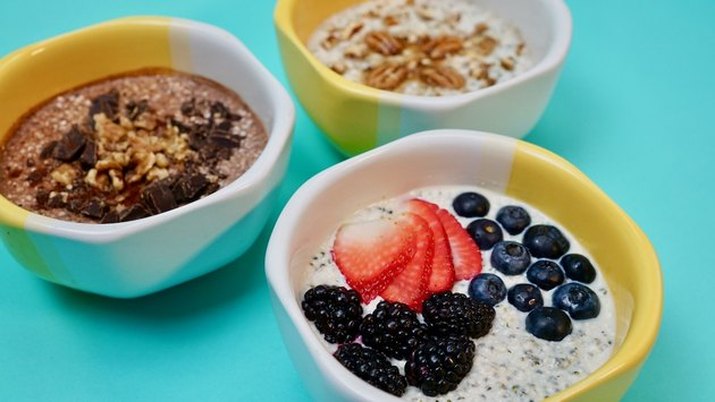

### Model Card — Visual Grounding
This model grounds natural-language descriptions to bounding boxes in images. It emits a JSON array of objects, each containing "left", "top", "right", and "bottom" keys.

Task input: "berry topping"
[
  {"left": 422, "top": 292, "right": 495, "bottom": 339},
  {"left": 452, "top": 192, "right": 490, "bottom": 217},
  {"left": 380, "top": 214, "right": 434, "bottom": 311},
  {"left": 495, "top": 205, "right": 531, "bottom": 235},
  {"left": 333, "top": 216, "right": 418, "bottom": 302},
  {"left": 560, "top": 253, "right": 597, "bottom": 284},
  {"left": 526, "top": 260, "right": 565, "bottom": 290},
  {"left": 507, "top": 283, "right": 543, "bottom": 312},
  {"left": 403, "top": 199, "right": 455, "bottom": 293},
  {"left": 468, "top": 273, "right": 506, "bottom": 306},
  {"left": 553, "top": 283, "right": 601, "bottom": 320},
  {"left": 302, "top": 285, "right": 363, "bottom": 344},
  {"left": 490, "top": 241, "right": 531, "bottom": 275},
  {"left": 526, "top": 307, "right": 573, "bottom": 341},
  {"left": 522, "top": 224, "right": 570, "bottom": 259},
  {"left": 436, "top": 208, "right": 483, "bottom": 280},
  {"left": 334, "top": 343, "right": 407, "bottom": 396},
  {"left": 406, "top": 334, "right": 476, "bottom": 397},
  {"left": 360, "top": 301, "right": 427, "bottom": 360},
  {"left": 466, "top": 218, "right": 503, "bottom": 250}
]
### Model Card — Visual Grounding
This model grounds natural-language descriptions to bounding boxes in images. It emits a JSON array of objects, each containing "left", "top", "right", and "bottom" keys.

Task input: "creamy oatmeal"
[
  {"left": 301, "top": 186, "right": 615, "bottom": 401},
  {"left": 308, "top": 0, "right": 532, "bottom": 96},
  {"left": 0, "top": 69, "right": 267, "bottom": 223}
]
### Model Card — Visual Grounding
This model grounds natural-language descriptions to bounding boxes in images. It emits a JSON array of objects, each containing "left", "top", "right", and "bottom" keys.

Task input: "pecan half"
[
  {"left": 364, "top": 31, "right": 404, "bottom": 56},
  {"left": 422, "top": 36, "right": 464, "bottom": 60},
  {"left": 476, "top": 36, "right": 498, "bottom": 56},
  {"left": 418, "top": 65, "right": 466, "bottom": 89},
  {"left": 365, "top": 63, "right": 409, "bottom": 90}
]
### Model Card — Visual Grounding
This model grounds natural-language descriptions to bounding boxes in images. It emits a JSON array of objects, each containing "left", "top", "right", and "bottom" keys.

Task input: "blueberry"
[
  {"left": 466, "top": 219, "right": 503, "bottom": 250},
  {"left": 526, "top": 260, "right": 565, "bottom": 291},
  {"left": 525, "top": 307, "right": 572, "bottom": 341},
  {"left": 468, "top": 273, "right": 507, "bottom": 306},
  {"left": 560, "top": 254, "right": 597, "bottom": 284},
  {"left": 552, "top": 283, "right": 601, "bottom": 320},
  {"left": 452, "top": 192, "right": 490, "bottom": 218},
  {"left": 522, "top": 225, "right": 570, "bottom": 259},
  {"left": 507, "top": 284, "right": 543, "bottom": 312},
  {"left": 495, "top": 206, "right": 531, "bottom": 235},
  {"left": 490, "top": 241, "right": 531, "bottom": 275}
]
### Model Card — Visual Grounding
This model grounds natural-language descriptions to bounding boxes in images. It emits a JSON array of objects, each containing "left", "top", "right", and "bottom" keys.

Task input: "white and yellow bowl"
[
  {"left": 275, "top": 0, "right": 572, "bottom": 156},
  {"left": 0, "top": 17, "right": 295, "bottom": 297},
  {"left": 266, "top": 130, "right": 662, "bottom": 401}
]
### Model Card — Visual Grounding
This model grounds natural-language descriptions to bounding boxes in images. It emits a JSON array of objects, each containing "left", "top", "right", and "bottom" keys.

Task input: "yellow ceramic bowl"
[
  {"left": 266, "top": 130, "right": 662, "bottom": 401},
  {"left": 275, "top": 0, "right": 572, "bottom": 156},
  {"left": 0, "top": 17, "right": 295, "bottom": 297}
]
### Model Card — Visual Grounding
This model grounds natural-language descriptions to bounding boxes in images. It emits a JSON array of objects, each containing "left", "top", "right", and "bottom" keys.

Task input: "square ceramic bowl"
[
  {"left": 0, "top": 17, "right": 294, "bottom": 297},
  {"left": 274, "top": 0, "right": 572, "bottom": 156},
  {"left": 266, "top": 130, "right": 662, "bottom": 401}
]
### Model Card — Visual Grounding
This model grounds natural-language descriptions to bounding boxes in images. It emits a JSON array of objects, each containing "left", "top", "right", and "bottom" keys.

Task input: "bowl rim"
[
  {"left": 0, "top": 16, "right": 295, "bottom": 243},
  {"left": 265, "top": 129, "right": 663, "bottom": 401},
  {"left": 274, "top": 0, "right": 572, "bottom": 109}
]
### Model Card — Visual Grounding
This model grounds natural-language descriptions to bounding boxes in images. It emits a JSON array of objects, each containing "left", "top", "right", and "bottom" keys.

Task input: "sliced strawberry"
[
  {"left": 333, "top": 217, "right": 417, "bottom": 303},
  {"left": 380, "top": 213, "right": 434, "bottom": 311},
  {"left": 403, "top": 199, "right": 455, "bottom": 293},
  {"left": 436, "top": 208, "right": 483, "bottom": 280}
]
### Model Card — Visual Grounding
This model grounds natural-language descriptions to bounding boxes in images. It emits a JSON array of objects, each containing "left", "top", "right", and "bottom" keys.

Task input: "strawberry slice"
[
  {"left": 403, "top": 199, "right": 455, "bottom": 293},
  {"left": 380, "top": 213, "right": 434, "bottom": 311},
  {"left": 333, "top": 217, "right": 417, "bottom": 303},
  {"left": 436, "top": 208, "right": 483, "bottom": 280}
]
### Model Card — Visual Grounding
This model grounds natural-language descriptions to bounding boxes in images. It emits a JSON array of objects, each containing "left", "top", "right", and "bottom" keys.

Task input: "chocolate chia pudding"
[
  {"left": 0, "top": 69, "right": 268, "bottom": 223},
  {"left": 308, "top": 0, "right": 532, "bottom": 96}
]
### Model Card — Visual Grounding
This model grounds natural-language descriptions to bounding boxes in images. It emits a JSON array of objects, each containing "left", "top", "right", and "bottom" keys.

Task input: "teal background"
[{"left": 0, "top": 0, "right": 713, "bottom": 400}]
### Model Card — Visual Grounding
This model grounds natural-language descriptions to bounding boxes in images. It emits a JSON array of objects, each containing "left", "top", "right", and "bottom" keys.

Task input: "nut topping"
[
  {"left": 364, "top": 31, "right": 404, "bottom": 56},
  {"left": 365, "top": 63, "right": 409, "bottom": 90},
  {"left": 422, "top": 36, "right": 464, "bottom": 60},
  {"left": 418, "top": 65, "right": 466, "bottom": 89}
]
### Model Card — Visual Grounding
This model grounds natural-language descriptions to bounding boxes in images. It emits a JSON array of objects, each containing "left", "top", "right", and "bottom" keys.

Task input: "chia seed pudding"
[
  {"left": 301, "top": 186, "right": 616, "bottom": 401},
  {"left": 308, "top": 0, "right": 532, "bottom": 96},
  {"left": 0, "top": 69, "right": 268, "bottom": 223}
]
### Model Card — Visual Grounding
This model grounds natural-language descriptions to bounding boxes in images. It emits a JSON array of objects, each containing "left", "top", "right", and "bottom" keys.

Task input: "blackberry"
[
  {"left": 334, "top": 343, "right": 407, "bottom": 396},
  {"left": 302, "top": 285, "right": 363, "bottom": 344},
  {"left": 422, "top": 292, "right": 495, "bottom": 339},
  {"left": 405, "top": 334, "right": 476, "bottom": 396},
  {"left": 359, "top": 301, "right": 427, "bottom": 360}
]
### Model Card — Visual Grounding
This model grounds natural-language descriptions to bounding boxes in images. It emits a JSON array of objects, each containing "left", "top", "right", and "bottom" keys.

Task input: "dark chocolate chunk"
[
  {"left": 171, "top": 118, "right": 191, "bottom": 134},
  {"left": 142, "top": 183, "right": 178, "bottom": 214},
  {"left": 210, "top": 101, "right": 230, "bottom": 119},
  {"left": 188, "top": 125, "right": 209, "bottom": 150},
  {"left": 40, "top": 141, "right": 57, "bottom": 159},
  {"left": 68, "top": 199, "right": 84, "bottom": 214},
  {"left": 35, "top": 190, "right": 50, "bottom": 208},
  {"left": 204, "top": 182, "right": 220, "bottom": 196},
  {"left": 89, "top": 89, "right": 120, "bottom": 123},
  {"left": 172, "top": 174, "right": 208, "bottom": 202},
  {"left": 181, "top": 98, "right": 196, "bottom": 116},
  {"left": 215, "top": 120, "right": 232, "bottom": 132},
  {"left": 119, "top": 204, "right": 150, "bottom": 222},
  {"left": 227, "top": 112, "right": 243, "bottom": 122},
  {"left": 80, "top": 199, "right": 106, "bottom": 219},
  {"left": 79, "top": 141, "right": 97, "bottom": 170},
  {"left": 208, "top": 132, "right": 241, "bottom": 149},
  {"left": 47, "top": 194, "right": 66, "bottom": 208},
  {"left": 126, "top": 99, "right": 149, "bottom": 121},
  {"left": 200, "top": 145, "right": 232, "bottom": 162},
  {"left": 101, "top": 210, "right": 120, "bottom": 224},
  {"left": 52, "top": 126, "right": 86, "bottom": 162},
  {"left": 27, "top": 169, "right": 45, "bottom": 185}
]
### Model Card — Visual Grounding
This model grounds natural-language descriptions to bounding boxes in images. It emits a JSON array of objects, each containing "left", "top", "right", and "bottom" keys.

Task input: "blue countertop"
[{"left": 1, "top": 0, "right": 713, "bottom": 400}]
